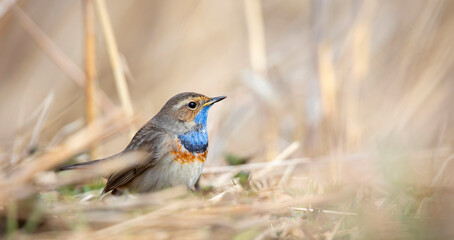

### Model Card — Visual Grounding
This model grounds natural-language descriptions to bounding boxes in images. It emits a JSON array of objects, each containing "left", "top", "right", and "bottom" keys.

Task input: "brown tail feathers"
[{"left": 57, "top": 160, "right": 101, "bottom": 171}]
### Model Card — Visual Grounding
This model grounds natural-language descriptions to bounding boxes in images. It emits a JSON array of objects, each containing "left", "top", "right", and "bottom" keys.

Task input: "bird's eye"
[{"left": 188, "top": 101, "right": 197, "bottom": 109}]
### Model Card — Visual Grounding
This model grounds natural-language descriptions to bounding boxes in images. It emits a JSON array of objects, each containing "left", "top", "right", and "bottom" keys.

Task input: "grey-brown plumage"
[{"left": 58, "top": 92, "right": 226, "bottom": 194}]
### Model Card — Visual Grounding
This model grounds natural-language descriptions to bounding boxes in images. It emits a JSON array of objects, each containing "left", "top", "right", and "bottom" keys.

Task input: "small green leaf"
[
  {"left": 232, "top": 228, "right": 259, "bottom": 240},
  {"left": 225, "top": 153, "right": 249, "bottom": 166},
  {"left": 234, "top": 171, "right": 250, "bottom": 188}
]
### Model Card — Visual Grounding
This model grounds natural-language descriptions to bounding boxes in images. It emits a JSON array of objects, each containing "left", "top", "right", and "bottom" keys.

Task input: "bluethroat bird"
[{"left": 58, "top": 92, "right": 226, "bottom": 195}]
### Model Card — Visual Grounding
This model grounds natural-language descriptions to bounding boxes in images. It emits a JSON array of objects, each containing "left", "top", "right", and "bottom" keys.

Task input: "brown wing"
[{"left": 102, "top": 123, "right": 168, "bottom": 194}]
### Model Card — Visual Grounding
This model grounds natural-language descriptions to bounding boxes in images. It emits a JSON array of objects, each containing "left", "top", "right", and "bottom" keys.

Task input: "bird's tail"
[
  {"left": 57, "top": 159, "right": 101, "bottom": 171},
  {"left": 57, "top": 153, "right": 122, "bottom": 171}
]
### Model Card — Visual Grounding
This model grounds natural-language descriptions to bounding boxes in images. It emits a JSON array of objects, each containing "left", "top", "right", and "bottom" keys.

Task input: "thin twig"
[
  {"left": 203, "top": 157, "right": 309, "bottom": 174},
  {"left": 431, "top": 153, "right": 454, "bottom": 186},
  {"left": 278, "top": 162, "right": 296, "bottom": 187},
  {"left": 47, "top": 119, "right": 84, "bottom": 148},
  {"left": 326, "top": 216, "right": 345, "bottom": 240},
  {"left": 291, "top": 207, "right": 358, "bottom": 216},
  {"left": 13, "top": 6, "right": 115, "bottom": 113},
  {"left": 27, "top": 92, "right": 54, "bottom": 153},
  {"left": 0, "top": 110, "right": 134, "bottom": 202},
  {"left": 255, "top": 142, "right": 300, "bottom": 178}
]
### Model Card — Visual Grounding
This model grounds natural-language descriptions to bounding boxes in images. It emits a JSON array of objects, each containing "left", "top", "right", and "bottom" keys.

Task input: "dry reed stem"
[
  {"left": 0, "top": 0, "right": 16, "bottom": 19},
  {"left": 1, "top": 2, "right": 453, "bottom": 239},
  {"left": 47, "top": 119, "right": 84, "bottom": 149},
  {"left": 13, "top": 6, "right": 83, "bottom": 84},
  {"left": 13, "top": 6, "right": 115, "bottom": 113},
  {"left": 318, "top": 43, "right": 337, "bottom": 123},
  {"left": 381, "top": 1, "right": 447, "bottom": 134},
  {"left": 244, "top": 0, "right": 280, "bottom": 162},
  {"left": 431, "top": 153, "right": 454, "bottom": 187},
  {"left": 255, "top": 142, "right": 300, "bottom": 178},
  {"left": 341, "top": 1, "right": 373, "bottom": 149},
  {"left": 27, "top": 93, "right": 54, "bottom": 153},
  {"left": 291, "top": 207, "right": 357, "bottom": 216},
  {"left": 0, "top": 110, "right": 134, "bottom": 203},
  {"left": 39, "top": 152, "right": 149, "bottom": 192},
  {"left": 278, "top": 161, "right": 297, "bottom": 186},
  {"left": 244, "top": 0, "right": 267, "bottom": 78},
  {"left": 94, "top": 0, "right": 134, "bottom": 129},
  {"left": 51, "top": 187, "right": 189, "bottom": 214},
  {"left": 209, "top": 184, "right": 242, "bottom": 203},
  {"left": 326, "top": 216, "right": 344, "bottom": 240},
  {"left": 84, "top": 0, "right": 99, "bottom": 159},
  {"left": 9, "top": 93, "right": 53, "bottom": 168},
  {"left": 254, "top": 218, "right": 303, "bottom": 240},
  {"left": 10, "top": 105, "right": 29, "bottom": 166},
  {"left": 396, "top": 45, "right": 454, "bottom": 131},
  {"left": 240, "top": 71, "right": 278, "bottom": 108},
  {"left": 203, "top": 157, "right": 309, "bottom": 174},
  {"left": 2, "top": 152, "right": 147, "bottom": 205},
  {"left": 90, "top": 200, "right": 201, "bottom": 239},
  {"left": 84, "top": 192, "right": 338, "bottom": 238}
]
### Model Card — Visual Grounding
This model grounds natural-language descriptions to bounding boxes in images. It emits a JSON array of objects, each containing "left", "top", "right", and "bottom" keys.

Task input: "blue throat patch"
[{"left": 177, "top": 105, "right": 212, "bottom": 153}]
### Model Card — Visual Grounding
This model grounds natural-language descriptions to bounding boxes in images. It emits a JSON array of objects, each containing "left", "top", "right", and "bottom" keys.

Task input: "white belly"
[{"left": 127, "top": 154, "right": 205, "bottom": 193}]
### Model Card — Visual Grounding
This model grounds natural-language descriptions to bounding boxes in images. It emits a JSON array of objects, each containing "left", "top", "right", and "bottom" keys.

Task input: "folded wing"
[{"left": 102, "top": 123, "right": 168, "bottom": 194}]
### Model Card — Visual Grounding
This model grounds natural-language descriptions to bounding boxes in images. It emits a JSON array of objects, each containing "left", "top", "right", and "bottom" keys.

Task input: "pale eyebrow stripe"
[
  {"left": 173, "top": 99, "right": 190, "bottom": 109},
  {"left": 172, "top": 96, "right": 208, "bottom": 110}
]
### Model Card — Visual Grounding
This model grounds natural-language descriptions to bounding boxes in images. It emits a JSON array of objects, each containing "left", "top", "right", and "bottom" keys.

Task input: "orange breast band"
[{"left": 171, "top": 138, "right": 207, "bottom": 164}]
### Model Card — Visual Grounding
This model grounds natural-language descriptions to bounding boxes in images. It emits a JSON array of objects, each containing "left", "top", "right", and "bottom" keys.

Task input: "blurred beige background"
[
  {"left": 2, "top": 1, "right": 454, "bottom": 238},
  {"left": 1, "top": 0, "right": 454, "bottom": 169}
]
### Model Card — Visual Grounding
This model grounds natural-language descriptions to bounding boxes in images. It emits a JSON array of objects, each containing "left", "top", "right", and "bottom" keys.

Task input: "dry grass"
[{"left": 1, "top": 0, "right": 454, "bottom": 239}]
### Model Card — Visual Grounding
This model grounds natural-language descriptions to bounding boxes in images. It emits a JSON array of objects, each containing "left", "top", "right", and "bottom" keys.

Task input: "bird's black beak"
[{"left": 204, "top": 96, "right": 226, "bottom": 107}]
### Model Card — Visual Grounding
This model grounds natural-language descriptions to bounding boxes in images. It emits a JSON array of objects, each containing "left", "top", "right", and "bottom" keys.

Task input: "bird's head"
[{"left": 153, "top": 92, "right": 226, "bottom": 132}]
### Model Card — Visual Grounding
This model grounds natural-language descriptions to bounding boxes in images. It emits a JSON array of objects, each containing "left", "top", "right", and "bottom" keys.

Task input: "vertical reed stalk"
[
  {"left": 84, "top": 0, "right": 98, "bottom": 158},
  {"left": 94, "top": 0, "right": 134, "bottom": 137},
  {"left": 13, "top": 6, "right": 115, "bottom": 112},
  {"left": 244, "top": 0, "right": 277, "bottom": 161},
  {"left": 244, "top": 0, "right": 267, "bottom": 78}
]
